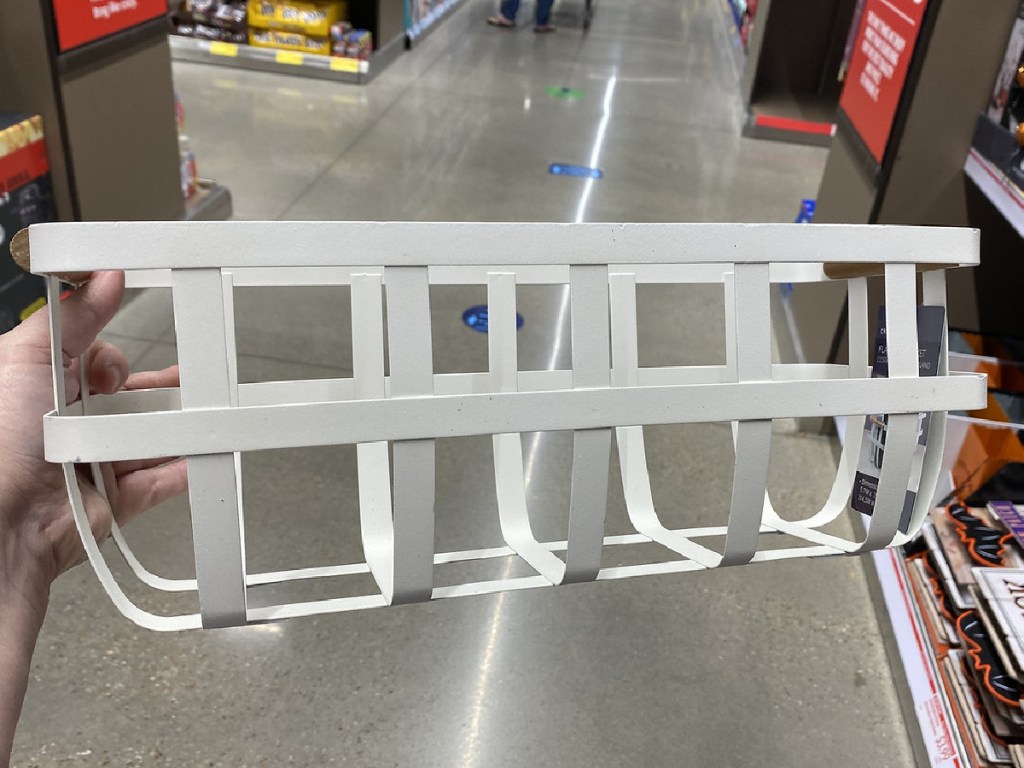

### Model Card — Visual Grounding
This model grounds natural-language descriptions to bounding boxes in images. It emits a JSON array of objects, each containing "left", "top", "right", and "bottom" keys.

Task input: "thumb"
[{"left": 55, "top": 271, "right": 125, "bottom": 358}]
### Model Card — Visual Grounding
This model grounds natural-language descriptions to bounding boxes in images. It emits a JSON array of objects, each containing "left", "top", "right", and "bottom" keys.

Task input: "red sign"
[
  {"left": 0, "top": 140, "right": 50, "bottom": 197},
  {"left": 839, "top": 0, "right": 930, "bottom": 164},
  {"left": 51, "top": 0, "right": 167, "bottom": 52}
]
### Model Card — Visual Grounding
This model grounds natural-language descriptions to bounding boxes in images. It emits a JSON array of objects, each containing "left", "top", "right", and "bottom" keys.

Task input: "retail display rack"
[
  {"left": 0, "top": 0, "right": 232, "bottom": 223},
  {"left": 405, "top": 0, "right": 468, "bottom": 47},
  {"left": 738, "top": 0, "right": 858, "bottom": 145},
  {"left": 964, "top": 148, "right": 1024, "bottom": 241},
  {"left": 786, "top": 2, "right": 1024, "bottom": 765},
  {"left": 170, "top": 0, "right": 406, "bottom": 84},
  {"left": 724, "top": 0, "right": 758, "bottom": 54},
  {"left": 965, "top": 4, "right": 1024, "bottom": 246},
  {"left": 169, "top": 36, "right": 374, "bottom": 83}
]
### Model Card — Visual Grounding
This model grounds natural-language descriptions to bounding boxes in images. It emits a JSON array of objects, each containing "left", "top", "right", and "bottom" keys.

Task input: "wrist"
[
  {"left": 0, "top": 509, "right": 52, "bottom": 630},
  {"left": 0, "top": 550, "right": 50, "bottom": 633},
  {"left": 0, "top": 524, "right": 48, "bottom": 768}
]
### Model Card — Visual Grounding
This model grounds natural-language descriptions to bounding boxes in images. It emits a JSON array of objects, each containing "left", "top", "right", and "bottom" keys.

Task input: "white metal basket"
[{"left": 30, "top": 221, "right": 985, "bottom": 631}]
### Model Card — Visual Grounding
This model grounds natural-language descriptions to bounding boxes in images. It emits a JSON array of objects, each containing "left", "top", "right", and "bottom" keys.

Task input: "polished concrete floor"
[{"left": 13, "top": 1, "right": 916, "bottom": 766}]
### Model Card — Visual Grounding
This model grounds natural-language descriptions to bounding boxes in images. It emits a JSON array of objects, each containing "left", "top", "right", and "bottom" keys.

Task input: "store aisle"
[
  {"left": 12, "top": 1, "right": 916, "bottom": 767},
  {"left": 171, "top": 0, "right": 826, "bottom": 224}
]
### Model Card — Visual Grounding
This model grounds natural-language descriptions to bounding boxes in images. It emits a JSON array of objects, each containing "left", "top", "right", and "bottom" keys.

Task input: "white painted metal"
[
  {"left": 900, "top": 269, "right": 950, "bottom": 544},
  {"left": 722, "top": 264, "right": 772, "bottom": 567},
  {"left": 30, "top": 221, "right": 978, "bottom": 271},
  {"left": 489, "top": 273, "right": 567, "bottom": 584},
  {"left": 121, "top": 262, "right": 834, "bottom": 290},
  {"left": 384, "top": 268, "right": 436, "bottom": 604},
  {"left": 171, "top": 269, "right": 247, "bottom": 628},
  {"left": 33, "top": 221, "right": 986, "bottom": 630}
]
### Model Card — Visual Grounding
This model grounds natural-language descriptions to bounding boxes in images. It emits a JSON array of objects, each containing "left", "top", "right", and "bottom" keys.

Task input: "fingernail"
[{"left": 107, "top": 363, "right": 126, "bottom": 388}]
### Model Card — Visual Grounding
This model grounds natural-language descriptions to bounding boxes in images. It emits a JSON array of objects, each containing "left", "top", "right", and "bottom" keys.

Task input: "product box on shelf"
[
  {"left": 174, "top": 0, "right": 249, "bottom": 43},
  {"left": 173, "top": 93, "right": 198, "bottom": 200},
  {"left": 249, "top": 27, "right": 331, "bottom": 54},
  {"left": 179, "top": 0, "right": 247, "bottom": 27},
  {"left": 900, "top": 500, "right": 1024, "bottom": 767},
  {"left": 246, "top": 0, "right": 347, "bottom": 37},
  {"left": 851, "top": 305, "right": 945, "bottom": 531},
  {"left": 0, "top": 114, "right": 52, "bottom": 333},
  {"left": 971, "top": 1, "right": 1024, "bottom": 192},
  {"left": 332, "top": 26, "right": 372, "bottom": 59},
  {"left": 988, "top": 1, "right": 1024, "bottom": 128}
]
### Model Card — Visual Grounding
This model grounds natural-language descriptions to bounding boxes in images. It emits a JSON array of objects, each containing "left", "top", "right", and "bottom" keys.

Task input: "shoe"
[
  {"left": 533, "top": 23, "right": 556, "bottom": 32},
  {"left": 487, "top": 15, "right": 515, "bottom": 27}
]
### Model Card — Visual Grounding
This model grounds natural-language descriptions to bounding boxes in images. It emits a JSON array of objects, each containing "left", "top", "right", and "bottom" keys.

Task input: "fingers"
[
  {"left": 79, "top": 479, "right": 114, "bottom": 544},
  {"left": 62, "top": 340, "right": 130, "bottom": 403},
  {"left": 84, "top": 341, "right": 129, "bottom": 395},
  {"left": 109, "top": 456, "right": 182, "bottom": 477},
  {"left": 125, "top": 364, "right": 179, "bottom": 391},
  {"left": 111, "top": 458, "right": 188, "bottom": 527},
  {"left": 53, "top": 476, "right": 115, "bottom": 576},
  {"left": 59, "top": 271, "right": 125, "bottom": 358}
]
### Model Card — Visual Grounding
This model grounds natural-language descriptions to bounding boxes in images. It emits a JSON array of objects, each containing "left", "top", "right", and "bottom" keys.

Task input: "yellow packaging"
[
  {"left": 246, "top": 0, "right": 347, "bottom": 37},
  {"left": 249, "top": 27, "right": 331, "bottom": 56},
  {"left": 0, "top": 116, "right": 44, "bottom": 161}
]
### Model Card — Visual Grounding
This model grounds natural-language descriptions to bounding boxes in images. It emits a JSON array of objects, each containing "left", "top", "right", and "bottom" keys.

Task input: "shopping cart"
[
  {"left": 553, "top": 0, "right": 593, "bottom": 30},
  {"left": 23, "top": 221, "right": 984, "bottom": 630}
]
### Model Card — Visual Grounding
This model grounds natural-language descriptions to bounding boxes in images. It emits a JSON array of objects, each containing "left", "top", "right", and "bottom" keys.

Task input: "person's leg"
[
  {"left": 535, "top": 0, "right": 555, "bottom": 26},
  {"left": 499, "top": 0, "right": 520, "bottom": 21}
]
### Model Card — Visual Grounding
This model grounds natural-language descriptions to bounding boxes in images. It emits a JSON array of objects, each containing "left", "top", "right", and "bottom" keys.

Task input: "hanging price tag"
[
  {"left": 276, "top": 51, "right": 304, "bottom": 65},
  {"left": 330, "top": 57, "right": 361, "bottom": 73},
  {"left": 209, "top": 41, "right": 239, "bottom": 57}
]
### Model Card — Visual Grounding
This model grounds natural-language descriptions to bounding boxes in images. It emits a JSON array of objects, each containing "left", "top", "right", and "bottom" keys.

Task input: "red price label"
[
  {"left": 51, "top": 0, "right": 167, "bottom": 52},
  {"left": 839, "top": 0, "right": 929, "bottom": 164}
]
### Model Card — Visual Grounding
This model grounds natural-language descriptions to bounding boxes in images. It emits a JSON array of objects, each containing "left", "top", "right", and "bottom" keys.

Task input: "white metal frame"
[{"left": 31, "top": 221, "right": 986, "bottom": 631}]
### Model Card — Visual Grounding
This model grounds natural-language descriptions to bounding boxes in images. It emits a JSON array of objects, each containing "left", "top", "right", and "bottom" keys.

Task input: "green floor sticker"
[{"left": 546, "top": 86, "right": 583, "bottom": 101}]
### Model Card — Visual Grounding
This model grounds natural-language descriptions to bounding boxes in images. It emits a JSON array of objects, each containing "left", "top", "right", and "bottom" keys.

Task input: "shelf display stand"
[
  {"left": 169, "top": 35, "right": 376, "bottom": 82},
  {"left": 870, "top": 546, "right": 968, "bottom": 767},
  {"left": 964, "top": 148, "right": 1024, "bottom": 241},
  {"left": 738, "top": 0, "right": 858, "bottom": 145},
  {"left": 959, "top": 3, "right": 1024, "bottom": 339},
  {"left": 723, "top": 0, "right": 758, "bottom": 56},
  {"left": 170, "top": 0, "right": 406, "bottom": 84},
  {"left": 405, "top": 0, "right": 469, "bottom": 47},
  {"left": 781, "top": 3, "right": 1024, "bottom": 764},
  {"left": 784, "top": 0, "right": 1018, "bottom": 381},
  {"left": 0, "top": 1, "right": 231, "bottom": 222}
]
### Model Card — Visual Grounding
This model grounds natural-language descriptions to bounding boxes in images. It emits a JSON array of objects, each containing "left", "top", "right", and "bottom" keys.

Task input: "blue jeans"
[{"left": 500, "top": 0, "right": 554, "bottom": 25}]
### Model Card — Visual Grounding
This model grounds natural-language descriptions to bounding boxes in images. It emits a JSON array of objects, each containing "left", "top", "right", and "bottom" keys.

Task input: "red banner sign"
[
  {"left": 0, "top": 141, "right": 49, "bottom": 197},
  {"left": 52, "top": 0, "right": 167, "bottom": 52},
  {"left": 839, "top": 0, "right": 930, "bottom": 164}
]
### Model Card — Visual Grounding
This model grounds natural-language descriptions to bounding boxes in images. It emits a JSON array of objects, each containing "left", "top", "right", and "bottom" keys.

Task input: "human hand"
[{"left": 0, "top": 271, "right": 187, "bottom": 619}]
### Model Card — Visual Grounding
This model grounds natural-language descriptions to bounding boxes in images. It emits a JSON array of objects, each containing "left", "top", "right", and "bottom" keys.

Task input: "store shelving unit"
[
  {"left": 0, "top": 1, "right": 231, "bottom": 222},
  {"left": 185, "top": 179, "right": 234, "bottom": 221},
  {"left": 738, "top": 0, "right": 856, "bottom": 145},
  {"left": 744, "top": 94, "right": 838, "bottom": 144},
  {"left": 965, "top": 148, "right": 1024, "bottom": 240},
  {"left": 871, "top": 547, "right": 970, "bottom": 768},
  {"left": 831, "top": 423, "right": 969, "bottom": 767},
  {"left": 405, "top": 0, "right": 467, "bottom": 47},
  {"left": 170, "top": 0, "right": 407, "bottom": 84},
  {"left": 780, "top": 4, "right": 1024, "bottom": 763},
  {"left": 169, "top": 36, "right": 371, "bottom": 83},
  {"left": 781, "top": 0, "right": 1019, "bottom": 383},
  {"left": 718, "top": 0, "right": 746, "bottom": 74}
]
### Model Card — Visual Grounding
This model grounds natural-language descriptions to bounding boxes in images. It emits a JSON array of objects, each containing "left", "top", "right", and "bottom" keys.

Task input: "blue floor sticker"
[
  {"left": 549, "top": 163, "right": 603, "bottom": 179},
  {"left": 462, "top": 305, "right": 524, "bottom": 333}
]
